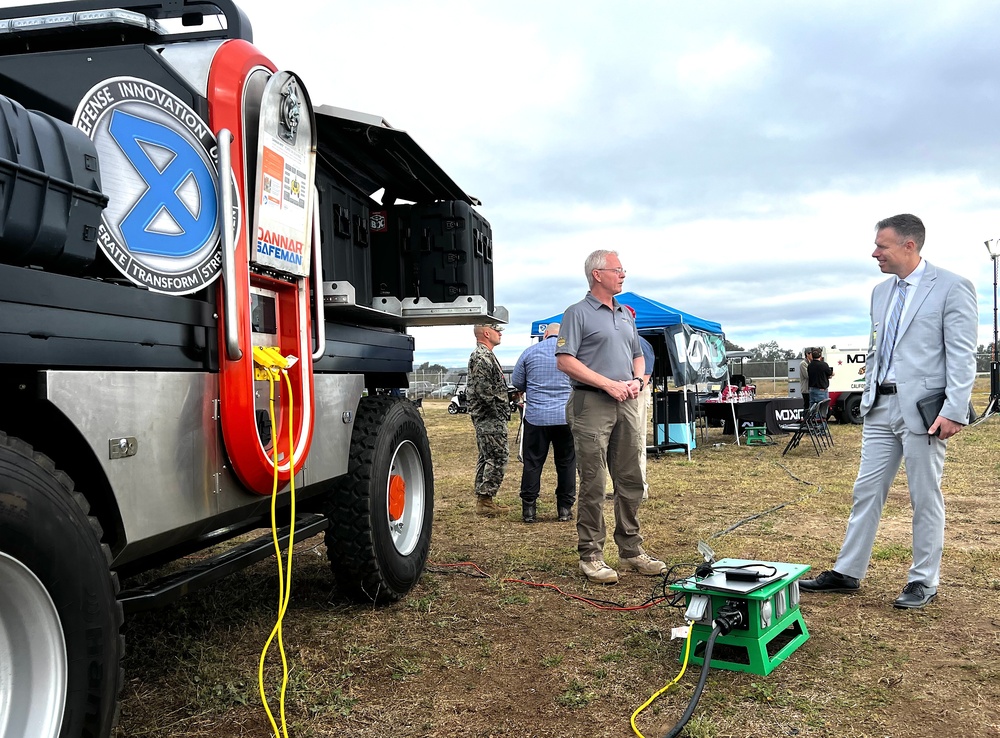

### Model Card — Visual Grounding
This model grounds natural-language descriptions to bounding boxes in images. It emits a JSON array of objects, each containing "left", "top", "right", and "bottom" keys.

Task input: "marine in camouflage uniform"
[{"left": 467, "top": 324, "right": 510, "bottom": 503}]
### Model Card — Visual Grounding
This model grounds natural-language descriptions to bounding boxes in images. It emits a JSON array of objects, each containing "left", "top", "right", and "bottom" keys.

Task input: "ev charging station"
[{"left": 210, "top": 41, "right": 317, "bottom": 494}]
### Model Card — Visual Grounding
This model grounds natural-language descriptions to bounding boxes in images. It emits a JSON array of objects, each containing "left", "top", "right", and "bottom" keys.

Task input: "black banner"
[{"left": 664, "top": 324, "right": 728, "bottom": 386}]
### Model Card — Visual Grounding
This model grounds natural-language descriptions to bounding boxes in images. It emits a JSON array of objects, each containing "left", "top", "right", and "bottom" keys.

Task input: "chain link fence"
[{"left": 406, "top": 371, "right": 463, "bottom": 398}]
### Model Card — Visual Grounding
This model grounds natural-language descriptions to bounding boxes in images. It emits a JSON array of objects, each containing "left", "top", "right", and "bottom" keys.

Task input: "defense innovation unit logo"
[{"left": 74, "top": 77, "right": 234, "bottom": 295}]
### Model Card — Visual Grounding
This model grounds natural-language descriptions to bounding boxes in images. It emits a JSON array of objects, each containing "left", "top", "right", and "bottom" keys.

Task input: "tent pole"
[
  {"left": 680, "top": 383, "right": 691, "bottom": 460},
  {"left": 725, "top": 366, "right": 740, "bottom": 446}
]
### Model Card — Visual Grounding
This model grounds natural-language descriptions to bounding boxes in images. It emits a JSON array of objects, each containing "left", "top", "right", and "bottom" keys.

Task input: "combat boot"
[{"left": 475, "top": 495, "right": 510, "bottom": 516}]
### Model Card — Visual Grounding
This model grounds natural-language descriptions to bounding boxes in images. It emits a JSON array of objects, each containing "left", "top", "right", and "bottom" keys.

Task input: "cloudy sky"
[{"left": 239, "top": 0, "right": 1000, "bottom": 367}]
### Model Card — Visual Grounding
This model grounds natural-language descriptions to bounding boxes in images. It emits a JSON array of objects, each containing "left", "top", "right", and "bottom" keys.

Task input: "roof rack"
[{"left": 0, "top": 0, "right": 252, "bottom": 54}]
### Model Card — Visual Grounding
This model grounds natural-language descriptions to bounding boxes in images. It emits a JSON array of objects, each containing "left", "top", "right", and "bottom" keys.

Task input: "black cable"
[
  {"left": 662, "top": 624, "right": 722, "bottom": 738},
  {"left": 652, "top": 562, "right": 703, "bottom": 610},
  {"left": 707, "top": 462, "right": 823, "bottom": 540}
]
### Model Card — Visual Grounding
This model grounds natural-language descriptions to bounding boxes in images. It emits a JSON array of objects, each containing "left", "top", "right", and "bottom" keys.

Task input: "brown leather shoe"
[{"left": 475, "top": 495, "right": 510, "bottom": 516}]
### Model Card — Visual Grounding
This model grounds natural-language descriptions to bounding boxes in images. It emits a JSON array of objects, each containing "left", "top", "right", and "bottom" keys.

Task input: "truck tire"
[
  {"left": 0, "top": 432, "right": 123, "bottom": 738},
  {"left": 844, "top": 394, "right": 863, "bottom": 424},
  {"left": 324, "top": 396, "right": 434, "bottom": 604}
]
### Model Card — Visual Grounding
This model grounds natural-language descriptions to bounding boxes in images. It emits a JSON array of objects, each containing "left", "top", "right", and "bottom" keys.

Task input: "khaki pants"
[{"left": 566, "top": 389, "right": 645, "bottom": 561}]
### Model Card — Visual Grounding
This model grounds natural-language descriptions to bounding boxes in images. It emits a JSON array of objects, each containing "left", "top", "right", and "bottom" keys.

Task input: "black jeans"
[{"left": 519, "top": 419, "right": 576, "bottom": 507}]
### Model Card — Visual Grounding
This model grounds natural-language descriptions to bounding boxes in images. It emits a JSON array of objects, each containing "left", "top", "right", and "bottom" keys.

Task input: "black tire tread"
[
  {"left": 323, "top": 396, "right": 431, "bottom": 604},
  {"left": 0, "top": 429, "right": 125, "bottom": 733}
]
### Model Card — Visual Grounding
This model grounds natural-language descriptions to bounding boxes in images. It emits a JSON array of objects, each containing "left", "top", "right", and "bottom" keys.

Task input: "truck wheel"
[
  {"left": 844, "top": 394, "right": 863, "bottom": 424},
  {"left": 0, "top": 432, "right": 123, "bottom": 738},
  {"left": 324, "top": 396, "right": 434, "bottom": 604}
]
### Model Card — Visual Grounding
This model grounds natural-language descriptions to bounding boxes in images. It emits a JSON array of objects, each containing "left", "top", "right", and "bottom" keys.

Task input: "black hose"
[{"left": 663, "top": 625, "right": 723, "bottom": 738}]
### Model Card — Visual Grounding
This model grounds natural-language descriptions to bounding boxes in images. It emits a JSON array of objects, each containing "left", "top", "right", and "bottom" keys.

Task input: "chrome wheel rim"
[
  {"left": 0, "top": 551, "right": 67, "bottom": 738},
  {"left": 385, "top": 440, "right": 425, "bottom": 556}
]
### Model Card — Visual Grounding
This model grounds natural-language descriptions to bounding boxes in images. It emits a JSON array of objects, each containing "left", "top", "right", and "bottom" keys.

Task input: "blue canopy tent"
[
  {"left": 531, "top": 291, "right": 722, "bottom": 337},
  {"left": 532, "top": 291, "right": 738, "bottom": 454}
]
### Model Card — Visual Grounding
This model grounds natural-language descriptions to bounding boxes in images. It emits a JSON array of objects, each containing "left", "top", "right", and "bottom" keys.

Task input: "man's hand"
[
  {"left": 604, "top": 378, "right": 640, "bottom": 401},
  {"left": 603, "top": 379, "right": 630, "bottom": 401},
  {"left": 929, "top": 415, "right": 963, "bottom": 440}
]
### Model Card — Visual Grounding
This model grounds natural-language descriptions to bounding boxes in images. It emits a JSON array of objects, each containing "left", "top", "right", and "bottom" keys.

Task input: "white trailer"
[{"left": 787, "top": 346, "right": 868, "bottom": 424}]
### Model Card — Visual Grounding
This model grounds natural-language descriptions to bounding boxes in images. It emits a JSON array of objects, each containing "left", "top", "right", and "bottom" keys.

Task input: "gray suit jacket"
[{"left": 859, "top": 260, "right": 978, "bottom": 433}]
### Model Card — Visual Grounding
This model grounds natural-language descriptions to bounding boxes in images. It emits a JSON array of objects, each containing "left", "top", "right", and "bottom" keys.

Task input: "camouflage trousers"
[{"left": 473, "top": 418, "right": 509, "bottom": 498}]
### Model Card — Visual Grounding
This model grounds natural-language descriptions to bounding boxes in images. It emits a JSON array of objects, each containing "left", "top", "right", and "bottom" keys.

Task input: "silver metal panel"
[
  {"left": 43, "top": 371, "right": 363, "bottom": 563},
  {"left": 153, "top": 40, "right": 225, "bottom": 98},
  {"left": 44, "top": 370, "right": 224, "bottom": 545},
  {"left": 324, "top": 293, "right": 508, "bottom": 328},
  {"left": 302, "top": 374, "right": 363, "bottom": 485}
]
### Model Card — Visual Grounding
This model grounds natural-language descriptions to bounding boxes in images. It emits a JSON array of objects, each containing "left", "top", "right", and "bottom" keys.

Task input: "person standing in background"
[
  {"left": 623, "top": 305, "right": 654, "bottom": 501},
  {"left": 799, "top": 348, "right": 813, "bottom": 411},
  {"left": 467, "top": 323, "right": 511, "bottom": 516},
  {"left": 807, "top": 347, "right": 833, "bottom": 406},
  {"left": 511, "top": 323, "right": 576, "bottom": 524}
]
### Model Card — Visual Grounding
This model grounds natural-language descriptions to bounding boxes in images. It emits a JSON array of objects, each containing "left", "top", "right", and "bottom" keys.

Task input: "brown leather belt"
[{"left": 876, "top": 383, "right": 897, "bottom": 395}]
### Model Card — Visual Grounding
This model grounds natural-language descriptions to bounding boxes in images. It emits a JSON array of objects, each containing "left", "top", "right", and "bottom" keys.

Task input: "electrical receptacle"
[
  {"left": 684, "top": 594, "right": 711, "bottom": 624},
  {"left": 719, "top": 599, "right": 749, "bottom": 631}
]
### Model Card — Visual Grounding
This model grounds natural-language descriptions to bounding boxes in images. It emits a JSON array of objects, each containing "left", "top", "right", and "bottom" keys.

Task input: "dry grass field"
[{"left": 115, "top": 380, "right": 1000, "bottom": 738}]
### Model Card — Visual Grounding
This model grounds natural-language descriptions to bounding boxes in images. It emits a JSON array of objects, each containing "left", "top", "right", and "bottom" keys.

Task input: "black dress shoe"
[
  {"left": 893, "top": 582, "right": 936, "bottom": 609},
  {"left": 799, "top": 570, "right": 860, "bottom": 593},
  {"left": 522, "top": 503, "right": 537, "bottom": 523},
  {"left": 557, "top": 506, "right": 573, "bottom": 522}
]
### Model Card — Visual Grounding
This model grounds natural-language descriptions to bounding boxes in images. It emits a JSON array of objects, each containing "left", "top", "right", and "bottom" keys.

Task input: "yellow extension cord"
[
  {"left": 629, "top": 621, "right": 695, "bottom": 738},
  {"left": 256, "top": 366, "right": 297, "bottom": 738}
]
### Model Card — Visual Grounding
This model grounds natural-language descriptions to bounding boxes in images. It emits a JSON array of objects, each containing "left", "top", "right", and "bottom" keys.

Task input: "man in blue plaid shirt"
[{"left": 512, "top": 323, "right": 576, "bottom": 524}]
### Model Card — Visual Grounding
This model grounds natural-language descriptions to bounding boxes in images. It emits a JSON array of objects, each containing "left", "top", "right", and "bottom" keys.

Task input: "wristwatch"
[{"left": 633, "top": 377, "right": 645, "bottom": 391}]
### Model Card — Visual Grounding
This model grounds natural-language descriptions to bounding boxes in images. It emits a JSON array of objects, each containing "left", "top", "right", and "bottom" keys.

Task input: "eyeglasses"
[{"left": 595, "top": 267, "right": 626, "bottom": 275}]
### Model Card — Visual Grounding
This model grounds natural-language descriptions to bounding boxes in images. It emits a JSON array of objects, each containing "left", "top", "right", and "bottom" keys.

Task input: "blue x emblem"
[{"left": 110, "top": 110, "right": 217, "bottom": 258}]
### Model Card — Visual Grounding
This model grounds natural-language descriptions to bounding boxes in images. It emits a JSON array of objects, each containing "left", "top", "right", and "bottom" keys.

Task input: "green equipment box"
[{"left": 670, "top": 558, "right": 810, "bottom": 675}]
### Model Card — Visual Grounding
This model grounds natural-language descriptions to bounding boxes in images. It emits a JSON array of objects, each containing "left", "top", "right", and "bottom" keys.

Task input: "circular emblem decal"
[{"left": 74, "top": 77, "right": 238, "bottom": 295}]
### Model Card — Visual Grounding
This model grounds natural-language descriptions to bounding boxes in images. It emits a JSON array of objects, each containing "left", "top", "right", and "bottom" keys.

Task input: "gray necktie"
[{"left": 878, "top": 279, "right": 908, "bottom": 383}]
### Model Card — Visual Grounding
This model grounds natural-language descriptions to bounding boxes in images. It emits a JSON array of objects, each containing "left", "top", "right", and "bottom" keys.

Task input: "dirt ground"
[{"left": 115, "top": 383, "right": 1000, "bottom": 738}]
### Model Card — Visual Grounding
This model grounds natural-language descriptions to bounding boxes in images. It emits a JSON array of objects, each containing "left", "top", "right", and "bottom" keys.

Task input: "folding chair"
[
  {"left": 813, "top": 398, "right": 834, "bottom": 448},
  {"left": 783, "top": 402, "right": 822, "bottom": 456}
]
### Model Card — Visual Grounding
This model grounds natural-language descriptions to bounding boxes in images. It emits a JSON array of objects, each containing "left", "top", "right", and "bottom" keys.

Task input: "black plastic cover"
[
  {"left": 0, "top": 94, "right": 107, "bottom": 272},
  {"left": 316, "top": 165, "right": 377, "bottom": 307},
  {"left": 369, "top": 201, "right": 494, "bottom": 311}
]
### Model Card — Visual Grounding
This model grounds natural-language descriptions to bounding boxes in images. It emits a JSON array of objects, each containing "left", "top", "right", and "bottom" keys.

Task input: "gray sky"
[{"left": 240, "top": 0, "right": 1000, "bottom": 366}]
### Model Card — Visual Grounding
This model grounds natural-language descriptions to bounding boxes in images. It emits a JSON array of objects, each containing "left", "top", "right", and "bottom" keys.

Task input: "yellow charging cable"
[
  {"left": 629, "top": 621, "right": 696, "bottom": 738},
  {"left": 254, "top": 350, "right": 297, "bottom": 738}
]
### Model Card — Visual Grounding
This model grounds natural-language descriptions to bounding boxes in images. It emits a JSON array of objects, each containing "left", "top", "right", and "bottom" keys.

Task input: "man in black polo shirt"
[{"left": 807, "top": 347, "right": 834, "bottom": 406}]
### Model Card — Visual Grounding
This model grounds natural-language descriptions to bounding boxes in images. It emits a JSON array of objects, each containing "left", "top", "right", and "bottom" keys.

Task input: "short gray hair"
[
  {"left": 876, "top": 214, "right": 925, "bottom": 251},
  {"left": 584, "top": 249, "right": 616, "bottom": 288}
]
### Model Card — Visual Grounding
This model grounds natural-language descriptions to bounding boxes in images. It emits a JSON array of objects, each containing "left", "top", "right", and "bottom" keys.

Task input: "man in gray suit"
[{"left": 801, "top": 214, "right": 978, "bottom": 609}]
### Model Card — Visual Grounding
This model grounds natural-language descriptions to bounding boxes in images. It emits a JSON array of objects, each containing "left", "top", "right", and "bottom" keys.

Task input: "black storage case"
[
  {"left": 316, "top": 168, "right": 376, "bottom": 307},
  {"left": 408, "top": 201, "right": 494, "bottom": 311},
  {"left": 0, "top": 94, "right": 107, "bottom": 273},
  {"left": 369, "top": 204, "right": 412, "bottom": 300}
]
